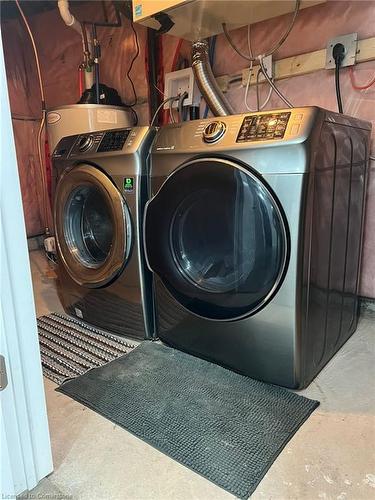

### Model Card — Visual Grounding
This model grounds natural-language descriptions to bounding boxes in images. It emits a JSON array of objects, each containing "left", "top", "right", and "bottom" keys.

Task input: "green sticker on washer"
[{"left": 124, "top": 177, "right": 134, "bottom": 192}]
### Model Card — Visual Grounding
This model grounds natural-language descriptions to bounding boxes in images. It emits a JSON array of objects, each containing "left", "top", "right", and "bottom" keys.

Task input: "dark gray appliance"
[
  {"left": 52, "top": 127, "right": 155, "bottom": 340},
  {"left": 144, "top": 107, "right": 371, "bottom": 388}
]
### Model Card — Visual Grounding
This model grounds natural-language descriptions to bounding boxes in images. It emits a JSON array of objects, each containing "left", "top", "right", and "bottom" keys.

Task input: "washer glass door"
[
  {"left": 55, "top": 164, "right": 131, "bottom": 287},
  {"left": 145, "top": 158, "right": 289, "bottom": 320}
]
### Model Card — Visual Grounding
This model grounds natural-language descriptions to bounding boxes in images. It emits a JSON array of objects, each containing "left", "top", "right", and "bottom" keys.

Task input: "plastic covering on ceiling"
[{"left": 1, "top": 0, "right": 374, "bottom": 296}]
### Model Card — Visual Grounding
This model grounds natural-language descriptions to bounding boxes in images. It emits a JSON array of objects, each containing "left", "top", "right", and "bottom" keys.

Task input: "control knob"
[
  {"left": 78, "top": 135, "right": 94, "bottom": 152},
  {"left": 202, "top": 121, "right": 226, "bottom": 143}
]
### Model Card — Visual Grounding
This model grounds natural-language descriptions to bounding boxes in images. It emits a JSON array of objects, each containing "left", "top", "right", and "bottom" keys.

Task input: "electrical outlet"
[
  {"left": 326, "top": 33, "right": 357, "bottom": 69},
  {"left": 164, "top": 67, "right": 201, "bottom": 109},
  {"left": 261, "top": 55, "right": 273, "bottom": 78}
]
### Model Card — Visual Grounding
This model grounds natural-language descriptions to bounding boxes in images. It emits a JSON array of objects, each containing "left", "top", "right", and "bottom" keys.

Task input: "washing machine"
[
  {"left": 52, "top": 126, "right": 155, "bottom": 340},
  {"left": 144, "top": 107, "right": 371, "bottom": 388}
]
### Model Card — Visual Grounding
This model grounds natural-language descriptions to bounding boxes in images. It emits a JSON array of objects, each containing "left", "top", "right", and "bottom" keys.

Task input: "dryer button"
[{"left": 290, "top": 123, "right": 300, "bottom": 135}]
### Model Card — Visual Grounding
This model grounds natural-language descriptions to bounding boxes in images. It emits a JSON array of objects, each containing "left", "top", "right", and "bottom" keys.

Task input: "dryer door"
[
  {"left": 54, "top": 164, "right": 131, "bottom": 288},
  {"left": 145, "top": 158, "right": 289, "bottom": 321}
]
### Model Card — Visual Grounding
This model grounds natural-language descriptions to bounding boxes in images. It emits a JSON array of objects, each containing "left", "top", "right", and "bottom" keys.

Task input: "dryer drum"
[{"left": 144, "top": 158, "right": 289, "bottom": 321}]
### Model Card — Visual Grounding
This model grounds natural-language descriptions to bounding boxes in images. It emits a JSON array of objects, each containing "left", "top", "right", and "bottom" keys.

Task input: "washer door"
[
  {"left": 145, "top": 158, "right": 289, "bottom": 321},
  {"left": 54, "top": 164, "right": 131, "bottom": 288}
]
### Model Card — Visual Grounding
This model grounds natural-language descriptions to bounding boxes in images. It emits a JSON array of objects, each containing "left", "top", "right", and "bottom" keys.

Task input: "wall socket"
[
  {"left": 164, "top": 67, "right": 201, "bottom": 109},
  {"left": 261, "top": 55, "right": 273, "bottom": 79},
  {"left": 325, "top": 33, "right": 358, "bottom": 69}
]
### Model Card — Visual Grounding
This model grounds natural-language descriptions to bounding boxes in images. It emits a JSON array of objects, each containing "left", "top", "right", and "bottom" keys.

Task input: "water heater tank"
[{"left": 46, "top": 104, "right": 133, "bottom": 153}]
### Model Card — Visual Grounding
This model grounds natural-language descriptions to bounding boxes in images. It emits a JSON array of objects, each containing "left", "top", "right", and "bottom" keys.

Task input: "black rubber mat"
[
  {"left": 37, "top": 313, "right": 136, "bottom": 384},
  {"left": 57, "top": 342, "right": 319, "bottom": 498}
]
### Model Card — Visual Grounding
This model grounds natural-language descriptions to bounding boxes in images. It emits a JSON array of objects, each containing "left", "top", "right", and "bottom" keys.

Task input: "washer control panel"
[
  {"left": 202, "top": 121, "right": 226, "bottom": 143},
  {"left": 236, "top": 112, "right": 291, "bottom": 142},
  {"left": 97, "top": 130, "right": 130, "bottom": 152},
  {"left": 69, "top": 129, "right": 131, "bottom": 157},
  {"left": 77, "top": 135, "right": 94, "bottom": 152}
]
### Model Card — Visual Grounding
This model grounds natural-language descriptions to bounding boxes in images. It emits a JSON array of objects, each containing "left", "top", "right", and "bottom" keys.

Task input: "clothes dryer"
[{"left": 145, "top": 108, "right": 371, "bottom": 387}]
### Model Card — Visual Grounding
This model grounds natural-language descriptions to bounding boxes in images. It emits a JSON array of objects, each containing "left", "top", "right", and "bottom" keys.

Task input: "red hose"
[
  {"left": 78, "top": 67, "right": 85, "bottom": 98},
  {"left": 349, "top": 66, "right": 375, "bottom": 90}
]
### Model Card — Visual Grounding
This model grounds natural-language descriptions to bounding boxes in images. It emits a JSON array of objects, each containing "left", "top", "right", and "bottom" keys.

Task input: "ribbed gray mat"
[
  {"left": 37, "top": 313, "right": 136, "bottom": 384},
  {"left": 57, "top": 342, "right": 319, "bottom": 499}
]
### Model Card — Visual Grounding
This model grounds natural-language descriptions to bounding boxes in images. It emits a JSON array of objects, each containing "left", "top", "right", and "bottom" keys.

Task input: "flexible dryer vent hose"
[{"left": 192, "top": 40, "right": 234, "bottom": 117}]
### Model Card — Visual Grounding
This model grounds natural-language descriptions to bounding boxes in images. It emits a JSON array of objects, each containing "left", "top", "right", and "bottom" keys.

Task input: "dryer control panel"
[
  {"left": 236, "top": 112, "right": 291, "bottom": 142},
  {"left": 153, "top": 107, "right": 318, "bottom": 154}
]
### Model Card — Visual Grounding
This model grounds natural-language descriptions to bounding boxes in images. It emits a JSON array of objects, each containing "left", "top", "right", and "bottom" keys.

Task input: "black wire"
[
  {"left": 124, "top": 21, "right": 140, "bottom": 108},
  {"left": 178, "top": 91, "right": 188, "bottom": 121},
  {"left": 128, "top": 107, "right": 138, "bottom": 125},
  {"left": 335, "top": 64, "right": 343, "bottom": 114}
]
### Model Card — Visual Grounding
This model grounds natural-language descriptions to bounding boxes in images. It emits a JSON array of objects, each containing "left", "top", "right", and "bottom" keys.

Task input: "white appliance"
[{"left": 46, "top": 104, "right": 132, "bottom": 153}]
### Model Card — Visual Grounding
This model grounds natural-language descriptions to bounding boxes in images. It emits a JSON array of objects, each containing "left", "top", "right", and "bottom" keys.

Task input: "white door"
[{"left": 0, "top": 32, "right": 53, "bottom": 496}]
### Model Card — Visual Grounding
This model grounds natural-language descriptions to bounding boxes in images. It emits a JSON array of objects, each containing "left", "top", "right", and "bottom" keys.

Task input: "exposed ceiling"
[{"left": 0, "top": 1, "right": 89, "bottom": 22}]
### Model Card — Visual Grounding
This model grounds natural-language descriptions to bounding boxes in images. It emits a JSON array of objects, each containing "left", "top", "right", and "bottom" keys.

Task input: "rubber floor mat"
[
  {"left": 37, "top": 312, "right": 136, "bottom": 384},
  {"left": 57, "top": 342, "right": 319, "bottom": 498}
]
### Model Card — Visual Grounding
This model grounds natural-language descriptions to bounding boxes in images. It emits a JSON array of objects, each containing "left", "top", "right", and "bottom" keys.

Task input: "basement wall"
[{"left": 1, "top": 0, "right": 374, "bottom": 297}]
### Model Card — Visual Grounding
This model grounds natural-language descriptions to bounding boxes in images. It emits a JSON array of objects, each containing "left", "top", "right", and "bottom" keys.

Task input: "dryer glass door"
[
  {"left": 55, "top": 164, "right": 131, "bottom": 287},
  {"left": 145, "top": 158, "right": 289, "bottom": 320}
]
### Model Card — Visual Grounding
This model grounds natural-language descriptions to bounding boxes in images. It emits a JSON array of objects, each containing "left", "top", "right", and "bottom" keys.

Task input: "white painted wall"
[{"left": 0, "top": 31, "right": 53, "bottom": 496}]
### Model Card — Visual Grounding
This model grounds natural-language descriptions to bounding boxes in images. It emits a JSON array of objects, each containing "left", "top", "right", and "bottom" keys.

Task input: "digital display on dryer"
[{"left": 236, "top": 112, "right": 291, "bottom": 142}]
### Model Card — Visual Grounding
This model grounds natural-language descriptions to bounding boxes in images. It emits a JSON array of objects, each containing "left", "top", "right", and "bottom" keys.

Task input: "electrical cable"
[
  {"left": 349, "top": 66, "right": 375, "bottom": 90},
  {"left": 245, "top": 63, "right": 273, "bottom": 112},
  {"left": 169, "top": 98, "right": 176, "bottom": 123},
  {"left": 247, "top": 22, "right": 253, "bottom": 59},
  {"left": 259, "top": 57, "right": 293, "bottom": 108},
  {"left": 255, "top": 67, "right": 261, "bottom": 110},
  {"left": 222, "top": 0, "right": 300, "bottom": 62},
  {"left": 151, "top": 96, "right": 179, "bottom": 126},
  {"left": 243, "top": 24, "right": 273, "bottom": 112},
  {"left": 15, "top": 0, "right": 51, "bottom": 235},
  {"left": 124, "top": 21, "right": 140, "bottom": 108},
  {"left": 332, "top": 43, "right": 345, "bottom": 114},
  {"left": 335, "top": 65, "right": 343, "bottom": 113},
  {"left": 178, "top": 91, "right": 189, "bottom": 121},
  {"left": 257, "top": 67, "right": 273, "bottom": 111}
]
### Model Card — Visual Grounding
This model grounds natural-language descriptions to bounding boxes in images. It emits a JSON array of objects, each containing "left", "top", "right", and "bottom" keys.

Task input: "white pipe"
[
  {"left": 57, "top": 0, "right": 93, "bottom": 90},
  {"left": 57, "top": 0, "right": 81, "bottom": 34},
  {"left": 84, "top": 65, "right": 94, "bottom": 90}
]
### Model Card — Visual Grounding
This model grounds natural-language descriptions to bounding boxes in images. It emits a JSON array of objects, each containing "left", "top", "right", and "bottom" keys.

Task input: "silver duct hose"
[{"left": 192, "top": 40, "right": 234, "bottom": 117}]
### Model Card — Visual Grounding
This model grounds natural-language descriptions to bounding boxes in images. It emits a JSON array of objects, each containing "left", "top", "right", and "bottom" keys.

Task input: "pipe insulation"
[
  {"left": 57, "top": 0, "right": 93, "bottom": 89},
  {"left": 192, "top": 40, "right": 234, "bottom": 117}
]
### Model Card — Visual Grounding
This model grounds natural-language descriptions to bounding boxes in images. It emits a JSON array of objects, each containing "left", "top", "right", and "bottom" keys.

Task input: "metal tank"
[{"left": 46, "top": 104, "right": 132, "bottom": 153}]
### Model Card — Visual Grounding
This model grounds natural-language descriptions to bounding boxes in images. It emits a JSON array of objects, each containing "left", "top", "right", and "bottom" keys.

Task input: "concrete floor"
[{"left": 29, "top": 250, "right": 375, "bottom": 500}]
